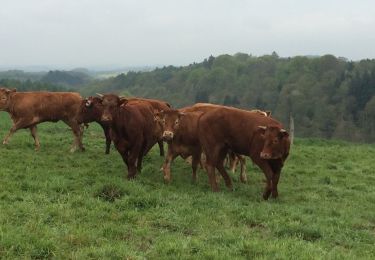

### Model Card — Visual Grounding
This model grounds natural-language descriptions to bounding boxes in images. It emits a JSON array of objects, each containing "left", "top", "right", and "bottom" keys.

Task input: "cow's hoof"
[
  {"left": 127, "top": 175, "right": 136, "bottom": 180},
  {"left": 34, "top": 147, "right": 40, "bottom": 151},
  {"left": 163, "top": 177, "right": 171, "bottom": 184},
  {"left": 262, "top": 192, "right": 271, "bottom": 200}
]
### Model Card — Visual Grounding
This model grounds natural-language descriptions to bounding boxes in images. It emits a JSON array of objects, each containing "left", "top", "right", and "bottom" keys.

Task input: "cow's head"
[
  {"left": 154, "top": 109, "right": 185, "bottom": 141},
  {"left": 0, "top": 88, "right": 16, "bottom": 110},
  {"left": 97, "top": 93, "right": 128, "bottom": 123},
  {"left": 257, "top": 125, "right": 290, "bottom": 160},
  {"left": 77, "top": 96, "right": 104, "bottom": 123}
]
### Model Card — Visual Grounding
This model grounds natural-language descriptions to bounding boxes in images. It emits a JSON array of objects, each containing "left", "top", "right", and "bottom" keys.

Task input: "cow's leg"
[
  {"left": 238, "top": 155, "right": 248, "bottom": 183},
  {"left": 191, "top": 152, "right": 201, "bottom": 184},
  {"left": 64, "top": 120, "right": 85, "bottom": 152},
  {"left": 228, "top": 151, "right": 237, "bottom": 173},
  {"left": 158, "top": 140, "right": 164, "bottom": 157},
  {"left": 29, "top": 125, "right": 40, "bottom": 151},
  {"left": 254, "top": 159, "right": 274, "bottom": 200},
  {"left": 3, "top": 119, "right": 29, "bottom": 145},
  {"left": 99, "top": 124, "right": 111, "bottom": 154},
  {"left": 216, "top": 149, "right": 233, "bottom": 191},
  {"left": 162, "top": 146, "right": 178, "bottom": 183},
  {"left": 137, "top": 152, "right": 144, "bottom": 173},
  {"left": 206, "top": 163, "right": 219, "bottom": 192},
  {"left": 269, "top": 160, "right": 282, "bottom": 198},
  {"left": 127, "top": 151, "right": 139, "bottom": 179}
]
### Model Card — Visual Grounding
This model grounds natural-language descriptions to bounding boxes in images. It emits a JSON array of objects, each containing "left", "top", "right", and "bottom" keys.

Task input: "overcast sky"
[{"left": 1, "top": 0, "right": 374, "bottom": 70}]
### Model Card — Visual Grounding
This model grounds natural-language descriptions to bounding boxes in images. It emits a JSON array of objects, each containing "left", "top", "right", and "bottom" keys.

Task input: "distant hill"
[
  {"left": 80, "top": 53, "right": 375, "bottom": 142},
  {"left": 0, "top": 70, "right": 45, "bottom": 81},
  {"left": 41, "top": 70, "right": 92, "bottom": 88}
]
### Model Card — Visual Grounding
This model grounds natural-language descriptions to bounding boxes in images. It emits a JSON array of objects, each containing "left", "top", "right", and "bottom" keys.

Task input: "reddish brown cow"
[
  {"left": 77, "top": 96, "right": 169, "bottom": 155},
  {"left": 185, "top": 103, "right": 271, "bottom": 182},
  {"left": 157, "top": 103, "right": 254, "bottom": 184},
  {"left": 198, "top": 107, "right": 290, "bottom": 199},
  {"left": 0, "top": 87, "right": 84, "bottom": 151},
  {"left": 98, "top": 94, "right": 159, "bottom": 179},
  {"left": 156, "top": 109, "right": 204, "bottom": 183}
]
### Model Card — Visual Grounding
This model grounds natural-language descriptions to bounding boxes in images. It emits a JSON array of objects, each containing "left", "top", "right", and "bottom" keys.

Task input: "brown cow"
[
  {"left": 77, "top": 96, "right": 170, "bottom": 155},
  {"left": 98, "top": 94, "right": 159, "bottom": 179},
  {"left": 156, "top": 109, "right": 204, "bottom": 183},
  {"left": 185, "top": 103, "right": 271, "bottom": 182},
  {"left": 198, "top": 107, "right": 290, "bottom": 199},
  {"left": 157, "top": 103, "right": 253, "bottom": 184},
  {"left": 0, "top": 87, "right": 84, "bottom": 152}
]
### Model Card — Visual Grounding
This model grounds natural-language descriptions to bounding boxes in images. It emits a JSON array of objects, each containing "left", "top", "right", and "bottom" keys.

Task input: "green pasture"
[{"left": 0, "top": 113, "right": 374, "bottom": 259}]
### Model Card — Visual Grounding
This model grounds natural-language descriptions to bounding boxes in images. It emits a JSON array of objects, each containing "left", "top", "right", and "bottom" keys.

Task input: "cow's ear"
[
  {"left": 119, "top": 98, "right": 128, "bottom": 106},
  {"left": 154, "top": 111, "right": 162, "bottom": 122},
  {"left": 178, "top": 112, "right": 186, "bottom": 118},
  {"left": 6, "top": 88, "right": 16, "bottom": 93},
  {"left": 257, "top": 126, "right": 267, "bottom": 136},
  {"left": 278, "top": 129, "right": 289, "bottom": 139},
  {"left": 265, "top": 111, "right": 271, "bottom": 117}
]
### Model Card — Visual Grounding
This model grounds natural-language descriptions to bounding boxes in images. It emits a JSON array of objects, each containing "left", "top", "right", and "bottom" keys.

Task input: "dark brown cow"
[
  {"left": 77, "top": 96, "right": 170, "bottom": 155},
  {"left": 156, "top": 109, "right": 204, "bottom": 183},
  {"left": 98, "top": 94, "right": 159, "bottom": 179},
  {"left": 77, "top": 97, "right": 112, "bottom": 154},
  {"left": 0, "top": 87, "right": 84, "bottom": 151},
  {"left": 198, "top": 107, "right": 290, "bottom": 199}
]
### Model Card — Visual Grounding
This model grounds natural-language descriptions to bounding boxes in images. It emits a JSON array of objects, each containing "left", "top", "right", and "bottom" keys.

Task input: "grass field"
[{"left": 0, "top": 113, "right": 374, "bottom": 259}]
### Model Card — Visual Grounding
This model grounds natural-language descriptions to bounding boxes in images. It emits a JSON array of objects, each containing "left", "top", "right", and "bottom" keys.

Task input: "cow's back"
[
  {"left": 198, "top": 107, "right": 282, "bottom": 155},
  {"left": 127, "top": 98, "right": 170, "bottom": 112},
  {"left": 9, "top": 92, "right": 82, "bottom": 121}
]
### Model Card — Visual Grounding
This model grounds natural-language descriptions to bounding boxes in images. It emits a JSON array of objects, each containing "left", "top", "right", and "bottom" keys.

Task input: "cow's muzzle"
[
  {"left": 101, "top": 115, "right": 112, "bottom": 122},
  {"left": 260, "top": 152, "right": 272, "bottom": 159},
  {"left": 162, "top": 131, "right": 174, "bottom": 141}
]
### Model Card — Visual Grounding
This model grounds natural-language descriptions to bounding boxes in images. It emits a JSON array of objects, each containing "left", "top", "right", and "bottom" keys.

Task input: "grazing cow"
[
  {"left": 78, "top": 96, "right": 170, "bottom": 155},
  {"left": 198, "top": 107, "right": 290, "bottom": 199},
  {"left": 0, "top": 87, "right": 84, "bottom": 152},
  {"left": 156, "top": 109, "right": 204, "bottom": 183},
  {"left": 98, "top": 94, "right": 159, "bottom": 179}
]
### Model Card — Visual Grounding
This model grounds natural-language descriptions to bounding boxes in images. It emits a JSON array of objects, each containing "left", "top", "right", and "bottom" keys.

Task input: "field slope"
[{"left": 0, "top": 113, "right": 374, "bottom": 259}]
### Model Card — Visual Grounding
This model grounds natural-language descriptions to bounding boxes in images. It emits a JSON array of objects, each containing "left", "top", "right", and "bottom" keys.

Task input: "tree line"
[
  {"left": 81, "top": 53, "right": 375, "bottom": 143},
  {"left": 1, "top": 53, "right": 375, "bottom": 142}
]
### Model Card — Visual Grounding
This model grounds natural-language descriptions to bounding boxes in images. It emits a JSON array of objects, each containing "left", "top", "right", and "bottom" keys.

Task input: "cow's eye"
[
  {"left": 175, "top": 119, "right": 179, "bottom": 125},
  {"left": 273, "top": 139, "right": 279, "bottom": 144}
]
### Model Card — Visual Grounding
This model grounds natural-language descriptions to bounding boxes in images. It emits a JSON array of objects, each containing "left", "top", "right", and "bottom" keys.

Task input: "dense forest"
[{"left": 1, "top": 53, "right": 375, "bottom": 142}]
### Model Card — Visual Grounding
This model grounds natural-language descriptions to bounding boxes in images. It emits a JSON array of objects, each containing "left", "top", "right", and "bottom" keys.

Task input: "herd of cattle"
[{"left": 0, "top": 87, "right": 290, "bottom": 200}]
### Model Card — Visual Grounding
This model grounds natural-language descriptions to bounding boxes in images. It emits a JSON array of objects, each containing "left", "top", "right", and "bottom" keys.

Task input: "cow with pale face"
[
  {"left": 155, "top": 109, "right": 203, "bottom": 183},
  {"left": 0, "top": 87, "right": 84, "bottom": 152}
]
